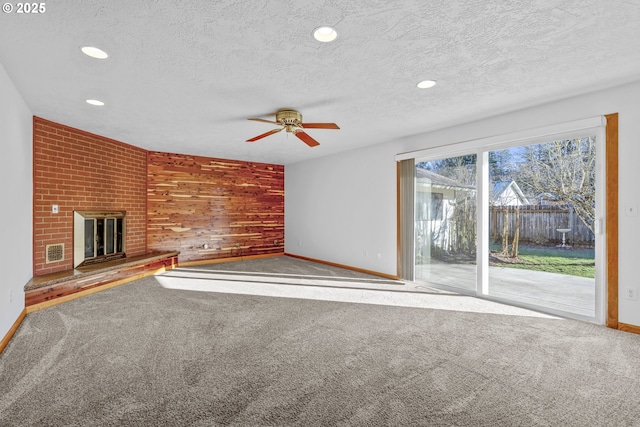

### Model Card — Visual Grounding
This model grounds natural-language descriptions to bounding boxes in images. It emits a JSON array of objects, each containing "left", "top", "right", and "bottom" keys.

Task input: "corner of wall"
[{"left": 0, "top": 61, "right": 32, "bottom": 341}]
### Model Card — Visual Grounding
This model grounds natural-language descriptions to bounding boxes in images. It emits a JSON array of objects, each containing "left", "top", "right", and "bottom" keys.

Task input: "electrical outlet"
[{"left": 625, "top": 287, "right": 638, "bottom": 300}]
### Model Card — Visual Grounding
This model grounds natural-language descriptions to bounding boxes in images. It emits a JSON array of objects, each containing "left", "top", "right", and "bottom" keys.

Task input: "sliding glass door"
[
  {"left": 486, "top": 137, "right": 598, "bottom": 318},
  {"left": 411, "top": 123, "right": 605, "bottom": 322},
  {"left": 414, "top": 154, "right": 477, "bottom": 291}
]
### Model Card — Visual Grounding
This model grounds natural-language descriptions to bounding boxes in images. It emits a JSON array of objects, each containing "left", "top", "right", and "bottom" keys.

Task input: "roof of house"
[
  {"left": 416, "top": 168, "right": 475, "bottom": 190},
  {"left": 492, "top": 180, "right": 529, "bottom": 204}
]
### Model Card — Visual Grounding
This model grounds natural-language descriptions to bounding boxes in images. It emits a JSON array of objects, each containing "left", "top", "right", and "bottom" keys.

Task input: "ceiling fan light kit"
[{"left": 247, "top": 109, "right": 339, "bottom": 147}]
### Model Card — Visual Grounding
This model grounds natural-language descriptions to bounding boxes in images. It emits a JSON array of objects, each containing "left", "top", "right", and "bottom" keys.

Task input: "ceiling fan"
[{"left": 246, "top": 109, "right": 339, "bottom": 147}]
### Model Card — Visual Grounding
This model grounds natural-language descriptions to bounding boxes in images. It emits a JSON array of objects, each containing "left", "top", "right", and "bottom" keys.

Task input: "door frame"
[{"left": 397, "top": 114, "right": 619, "bottom": 327}]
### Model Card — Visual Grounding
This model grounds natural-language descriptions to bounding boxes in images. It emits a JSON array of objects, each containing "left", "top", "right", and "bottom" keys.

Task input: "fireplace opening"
[{"left": 74, "top": 211, "right": 126, "bottom": 268}]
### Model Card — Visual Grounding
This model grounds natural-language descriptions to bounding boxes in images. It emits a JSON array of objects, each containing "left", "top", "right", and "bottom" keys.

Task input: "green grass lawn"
[{"left": 489, "top": 244, "right": 595, "bottom": 278}]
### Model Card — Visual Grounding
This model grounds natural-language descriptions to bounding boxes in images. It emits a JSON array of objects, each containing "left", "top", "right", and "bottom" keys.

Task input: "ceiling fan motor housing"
[{"left": 276, "top": 109, "right": 303, "bottom": 126}]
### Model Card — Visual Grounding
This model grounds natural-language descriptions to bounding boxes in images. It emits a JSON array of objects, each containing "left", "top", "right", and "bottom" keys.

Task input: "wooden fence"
[{"left": 489, "top": 205, "right": 594, "bottom": 247}]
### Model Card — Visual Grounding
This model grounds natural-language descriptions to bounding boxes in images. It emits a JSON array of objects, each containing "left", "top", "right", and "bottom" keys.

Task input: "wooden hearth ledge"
[{"left": 24, "top": 251, "right": 179, "bottom": 312}]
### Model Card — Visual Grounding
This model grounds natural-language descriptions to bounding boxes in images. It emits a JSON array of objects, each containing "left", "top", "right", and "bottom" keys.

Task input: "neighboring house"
[
  {"left": 415, "top": 168, "right": 475, "bottom": 221},
  {"left": 415, "top": 168, "right": 475, "bottom": 255},
  {"left": 416, "top": 175, "right": 531, "bottom": 256},
  {"left": 492, "top": 180, "right": 529, "bottom": 206},
  {"left": 533, "top": 192, "right": 565, "bottom": 206}
]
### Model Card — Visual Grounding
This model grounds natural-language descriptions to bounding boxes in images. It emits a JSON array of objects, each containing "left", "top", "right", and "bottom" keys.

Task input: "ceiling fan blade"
[
  {"left": 295, "top": 131, "right": 320, "bottom": 147},
  {"left": 248, "top": 118, "right": 279, "bottom": 125},
  {"left": 300, "top": 122, "right": 340, "bottom": 129},
  {"left": 246, "top": 128, "right": 283, "bottom": 142}
]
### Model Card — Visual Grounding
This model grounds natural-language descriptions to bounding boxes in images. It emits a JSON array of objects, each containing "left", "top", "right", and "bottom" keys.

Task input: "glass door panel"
[
  {"left": 116, "top": 218, "right": 124, "bottom": 253},
  {"left": 96, "top": 218, "right": 105, "bottom": 256},
  {"left": 105, "top": 218, "right": 115, "bottom": 254},
  {"left": 486, "top": 137, "right": 597, "bottom": 317},
  {"left": 84, "top": 219, "right": 95, "bottom": 258},
  {"left": 415, "top": 154, "right": 477, "bottom": 291}
]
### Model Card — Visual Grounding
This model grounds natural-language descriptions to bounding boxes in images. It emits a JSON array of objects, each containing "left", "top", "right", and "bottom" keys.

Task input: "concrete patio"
[{"left": 416, "top": 262, "right": 595, "bottom": 317}]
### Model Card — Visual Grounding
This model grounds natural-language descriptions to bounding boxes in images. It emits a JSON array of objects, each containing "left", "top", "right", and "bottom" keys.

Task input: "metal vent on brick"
[{"left": 46, "top": 243, "right": 64, "bottom": 263}]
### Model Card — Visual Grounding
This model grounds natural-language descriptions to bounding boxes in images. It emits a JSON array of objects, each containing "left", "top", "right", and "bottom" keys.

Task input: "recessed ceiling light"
[
  {"left": 313, "top": 26, "right": 338, "bottom": 42},
  {"left": 417, "top": 80, "right": 437, "bottom": 89},
  {"left": 85, "top": 99, "right": 105, "bottom": 106},
  {"left": 81, "top": 46, "right": 109, "bottom": 59}
]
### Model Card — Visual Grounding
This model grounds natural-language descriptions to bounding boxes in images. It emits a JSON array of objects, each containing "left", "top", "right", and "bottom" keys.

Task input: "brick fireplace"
[
  {"left": 33, "top": 117, "right": 147, "bottom": 276},
  {"left": 33, "top": 116, "right": 284, "bottom": 276}
]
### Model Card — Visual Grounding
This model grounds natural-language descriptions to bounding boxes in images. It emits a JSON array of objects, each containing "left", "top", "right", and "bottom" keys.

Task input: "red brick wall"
[
  {"left": 33, "top": 117, "right": 147, "bottom": 276},
  {"left": 147, "top": 151, "right": 284, "bottom": 263}
]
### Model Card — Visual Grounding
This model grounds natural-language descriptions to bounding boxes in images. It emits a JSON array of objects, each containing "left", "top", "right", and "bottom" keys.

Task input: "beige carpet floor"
[{"left": 1, "top": 257, "right": 640, "bottom": 426}]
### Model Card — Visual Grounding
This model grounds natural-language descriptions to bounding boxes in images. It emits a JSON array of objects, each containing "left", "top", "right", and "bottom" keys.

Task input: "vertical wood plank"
[{"left": 146, "top": 151, "right": 284, "bottom": 263}]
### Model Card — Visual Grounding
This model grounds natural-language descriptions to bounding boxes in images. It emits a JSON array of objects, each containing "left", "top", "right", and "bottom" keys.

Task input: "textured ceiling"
[{"left": 2, "top": 0, "right": 640, "bottom": 164}]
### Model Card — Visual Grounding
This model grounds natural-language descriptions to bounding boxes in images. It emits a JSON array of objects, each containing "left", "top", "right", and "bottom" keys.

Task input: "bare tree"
[
  {"left": 511, "top": 207, "right": 520, "bottom": 257},
  {"left": 489, "top": 180, "right": 522, "bottom": 257},
  {"left": 518, "top": 137, "right": 596, "bottom": 233},
  {"left": 488, "top": 147, "right": 525, "bottom": 256},
  {"left": 501, "top": 206, "right": 509, "bottom": 255}
]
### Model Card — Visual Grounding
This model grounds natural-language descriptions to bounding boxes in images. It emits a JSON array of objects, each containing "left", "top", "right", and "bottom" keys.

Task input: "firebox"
[{"left": 73, "top": 211, "right": 126, "bottom": 268}]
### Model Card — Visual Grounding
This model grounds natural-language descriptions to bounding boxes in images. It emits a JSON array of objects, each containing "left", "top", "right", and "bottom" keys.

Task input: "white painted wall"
[
  {"left": 0, "top": 62, "right": 32, "bottom": 340},
  {"left": 285, "top": 142, "right": 397, "bottom": 276},
  {"left": 285, "top": 80, "right": 640, "bottom": 327}
]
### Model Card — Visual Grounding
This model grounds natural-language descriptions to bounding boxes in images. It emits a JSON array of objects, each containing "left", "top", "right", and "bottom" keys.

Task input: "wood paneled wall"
[
  {"left": 33, "top": 117, "right": 148, "bottom": 276},
  {"left": 147, "top": 151, "right": 284, "bottom": 262}
]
